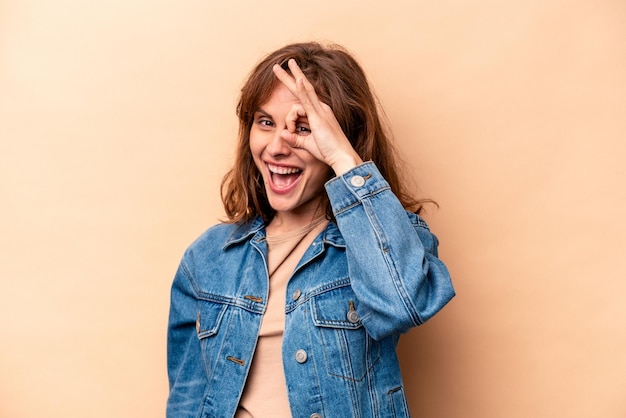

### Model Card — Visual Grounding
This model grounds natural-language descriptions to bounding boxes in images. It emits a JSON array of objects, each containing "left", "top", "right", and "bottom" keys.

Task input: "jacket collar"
[
  {"left": 223, "top": 216, "right": 265, "bottom": 249},
  {"left": 223, "top": 216, "right": 345, "bottom": 249},
  {"left": 321, "top": 221, "right": 345, "bottom": 248}
]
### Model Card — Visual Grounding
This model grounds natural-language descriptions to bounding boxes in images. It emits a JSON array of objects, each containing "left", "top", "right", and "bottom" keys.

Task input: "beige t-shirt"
[{"left": 235, "top": 217, "right": 329, "bottom": 418}]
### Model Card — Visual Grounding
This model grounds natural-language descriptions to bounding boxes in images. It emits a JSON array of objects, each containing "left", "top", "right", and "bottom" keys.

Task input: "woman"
[{"left": 167, "top": 42, "right": 455, "bottom": 418}]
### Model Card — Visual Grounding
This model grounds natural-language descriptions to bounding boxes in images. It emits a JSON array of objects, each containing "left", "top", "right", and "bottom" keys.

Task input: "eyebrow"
[
  {"left": 254, "top": 108, "right": 272, "bottom": 118},
  {"left": 253, "top": 108, "right": 309, "bottom": 122}
]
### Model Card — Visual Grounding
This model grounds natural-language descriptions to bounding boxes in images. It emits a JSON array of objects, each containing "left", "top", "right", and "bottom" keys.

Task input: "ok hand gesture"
[{"left": 272, "top": 59, "right": 363, "bottom": 175}]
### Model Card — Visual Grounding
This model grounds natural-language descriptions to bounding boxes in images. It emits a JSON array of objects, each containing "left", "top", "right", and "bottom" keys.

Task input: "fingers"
[
  {"left": 288, "top": 60, "right": 322, "bottom": 112},
  {"left": 272, "top": 59, "right": 322, "bottom": 113},
  {"left": 280, "top": 129, "right": 306, "bottom": 150},
  {"left": 272, "top": 63, "right": 297, "bottom": 94},
  {"left": 284, "top": 103, "right": 306, "bottom": 134}
]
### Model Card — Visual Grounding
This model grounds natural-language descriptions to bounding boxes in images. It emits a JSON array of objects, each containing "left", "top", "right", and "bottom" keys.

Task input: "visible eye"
[
  {"left": 296, "top": 124, "right": 311, "bottom": 135},
  {"left": 255, "top": 117, "right": 274, "bottom": 130}
]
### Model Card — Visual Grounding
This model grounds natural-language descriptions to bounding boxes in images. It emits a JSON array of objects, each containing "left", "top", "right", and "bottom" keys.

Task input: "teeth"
[{"left": 267, "top": 163, "right": 301, "bottom": 175}]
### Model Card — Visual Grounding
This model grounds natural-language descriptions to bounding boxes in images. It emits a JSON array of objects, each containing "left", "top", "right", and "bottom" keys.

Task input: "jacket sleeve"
[
  {"left": 325, "top": 161, "right": 455, "bottom": 340},
  {"left": 166, "top": 257, "right": 207, "bottom": 417}
]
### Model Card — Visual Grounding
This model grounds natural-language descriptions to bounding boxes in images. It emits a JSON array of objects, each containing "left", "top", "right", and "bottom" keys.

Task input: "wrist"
[{"left": 330, "top": 151, "right": 363, "bottom": 176}]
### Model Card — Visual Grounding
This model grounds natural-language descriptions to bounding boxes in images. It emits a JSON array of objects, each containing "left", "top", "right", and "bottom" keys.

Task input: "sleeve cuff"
[{"left": 324, "top": 161, "right": 391, "bottom": 215}]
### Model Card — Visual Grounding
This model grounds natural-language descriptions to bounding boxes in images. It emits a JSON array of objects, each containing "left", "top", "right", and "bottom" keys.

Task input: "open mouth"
[{"left": 267, "top": 163, "right": 302, "bottom": 190}]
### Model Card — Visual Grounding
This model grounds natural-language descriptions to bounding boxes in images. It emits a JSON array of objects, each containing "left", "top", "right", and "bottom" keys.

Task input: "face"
[{"left": 249, "top": 84, "right": 331, "bottom": 218}]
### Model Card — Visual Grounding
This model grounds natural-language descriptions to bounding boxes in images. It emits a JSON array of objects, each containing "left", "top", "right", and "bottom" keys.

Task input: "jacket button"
[
  {"left": 295, "top": 349, "right": 308, "bottom": 364},
  {"left": 350, "top": 175, "right": 365, "bottom": 187},
  {"left": 347, "top": 309, "right": 359, "bottom": 324},
  {"left": 292, "top": 289, "right": 302, "bottom": 301},
  {"left": 310, "top": 414, "right": 323, "bottom": 418}
]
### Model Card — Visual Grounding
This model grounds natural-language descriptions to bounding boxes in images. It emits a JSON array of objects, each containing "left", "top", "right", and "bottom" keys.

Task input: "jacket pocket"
[
  {"left": 388, "top": 386, "right": 410, "bottom": 417},
  {"left": 196, "top": 300, "right": 228, "bottom": 375},
  {"left": 311, "top": 283, "right": 380, "bottom": 381}
]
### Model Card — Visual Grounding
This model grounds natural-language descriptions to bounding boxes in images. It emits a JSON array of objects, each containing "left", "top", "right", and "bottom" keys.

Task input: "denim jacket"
[{"left": 167, "top": 162, "right": 455, "bottom": 418}]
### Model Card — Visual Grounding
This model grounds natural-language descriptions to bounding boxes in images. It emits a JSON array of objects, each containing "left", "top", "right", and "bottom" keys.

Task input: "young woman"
[{"left": 167, "top": 42, "right": 455, "bottom": 418}]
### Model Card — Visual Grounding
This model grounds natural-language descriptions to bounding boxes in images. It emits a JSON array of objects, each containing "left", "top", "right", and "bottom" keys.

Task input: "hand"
[{"left": 272, "top": 59, "right": 363, "bottom": 175}]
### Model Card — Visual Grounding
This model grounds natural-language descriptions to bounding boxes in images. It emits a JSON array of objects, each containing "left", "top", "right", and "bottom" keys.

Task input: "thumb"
[{"left": 280, "top": 128, "right": 305, "bottom": 149}]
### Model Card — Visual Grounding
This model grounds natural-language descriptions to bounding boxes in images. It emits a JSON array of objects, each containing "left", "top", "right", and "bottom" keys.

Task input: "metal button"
[
  {"left": 292, "top": 289, "right": 302, "bottom": 301},
  {"left": 310, "top": 414, "right": 323, "bottom": 418},
  {"left": 295, "top": 349, "right": 308, "bottom": 364},
  {"left": 350, "top": 175, "right": 365, "bottom": 187},
  {"left": 347, "top": 309, "right": 359, "bottom": 324}
]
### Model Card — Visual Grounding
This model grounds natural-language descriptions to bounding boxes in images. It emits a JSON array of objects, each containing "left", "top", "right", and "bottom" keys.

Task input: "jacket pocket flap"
[
  {"left": 312, "top": 284, "right": 362, "bottom": 329},
  {"left": 196, "top": 301, "right": 227, "bottom": 339}
]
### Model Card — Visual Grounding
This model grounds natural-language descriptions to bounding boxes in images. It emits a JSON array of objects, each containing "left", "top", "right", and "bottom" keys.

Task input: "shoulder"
[
  {"left": 189, "top": 223, "right": 238, "bottom": 250},
  {"left": 184, "top": 222, "right": 240, "bottom": 259},
  {"left": 406, "top": 211, "right": 430, "bottom": 230},
  {"left": 176, "top": 219, "right": 264, "bottom": 290},
  {"left": 177, "top": 223, "right": 243, "bottom": 281},
  {"left": 183, "top": 217, "right": 264, "bottom": 260}
]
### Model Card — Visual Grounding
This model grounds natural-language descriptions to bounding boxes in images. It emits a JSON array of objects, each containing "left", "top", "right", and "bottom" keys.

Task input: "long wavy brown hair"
[{"left": 221, "top": 42, "right": 428, "bottom": 223}]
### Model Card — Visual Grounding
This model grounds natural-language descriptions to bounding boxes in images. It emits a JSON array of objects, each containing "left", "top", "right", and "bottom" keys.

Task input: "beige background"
[{"left": 1, "top": 0, "right": 625, "bottom": 417}]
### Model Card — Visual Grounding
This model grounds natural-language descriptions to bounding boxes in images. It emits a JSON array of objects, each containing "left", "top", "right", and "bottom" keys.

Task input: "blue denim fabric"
[{"left": 167, "top": 162, "right": 455, "bottom": 418}]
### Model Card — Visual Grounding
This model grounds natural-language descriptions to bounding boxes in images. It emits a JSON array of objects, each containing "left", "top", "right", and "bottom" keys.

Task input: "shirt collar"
[{"left": 222, "top": 215, "right": 345, "bottom": 249}]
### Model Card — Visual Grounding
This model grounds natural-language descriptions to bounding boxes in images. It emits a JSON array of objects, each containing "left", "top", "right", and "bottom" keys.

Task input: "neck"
[{"left": 267, "top": 209, "right": 326, "bottom": 236}]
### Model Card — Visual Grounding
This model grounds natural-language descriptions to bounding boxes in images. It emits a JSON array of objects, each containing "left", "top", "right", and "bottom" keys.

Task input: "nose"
[{"left": 265, "top": 128, "right": 292, "bottom": 157}]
